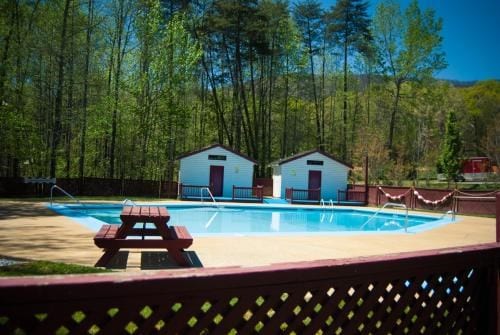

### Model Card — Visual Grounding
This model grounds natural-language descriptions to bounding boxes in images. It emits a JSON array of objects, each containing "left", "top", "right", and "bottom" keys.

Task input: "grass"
[{"left": 0, "top": 260, "right": 110, "bottom": 276}]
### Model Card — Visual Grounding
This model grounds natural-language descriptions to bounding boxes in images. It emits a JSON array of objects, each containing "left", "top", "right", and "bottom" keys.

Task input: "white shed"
[
  {"left": 271, "top": 150, "right": 352, "bottom": 201},
  {"left": 177, "top": 144, "right": 257, "bottom": 199}
]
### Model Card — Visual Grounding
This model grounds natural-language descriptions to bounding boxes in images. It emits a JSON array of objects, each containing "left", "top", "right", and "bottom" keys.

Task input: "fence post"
[
  {"left": 492, "top": 191, "right": 500, "bottom": 334},
  {"left": 497, "top": 192, "right": 500, "bottom": 243},
  {"left": 364, "top": 155, "right": 369, "bottom": 205}
]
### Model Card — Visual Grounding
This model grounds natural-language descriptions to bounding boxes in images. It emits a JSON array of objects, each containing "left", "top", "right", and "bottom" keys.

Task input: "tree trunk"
[
  {"left": 109, "top": 0, "right": 128, "bottom": 178},
  {"left": 388, "top": 80, "right": 402, "bottom": 159},
  {"left": 249, "top": 49, "right": 258, "bottom": 158},
  {"left": 281, "top": 54, "right": 289, "bottom": 158},
  {"left": 0, "top": 2, "right": 16, "bottom": 104},
  {"left": 306, "top": 20, "right": 321, "bottom": 149},
  {"left": 263, "top": 39, "right": 276, "bottom": 175},
  {"left": 65, "top": 6, "right": 75, "bottom": 178},
  {"left": 50, "top": 0, "right": 71, "bottom": 178},
  {"left": 234, "top": 37, "right": 243, "bottom": 151},
  {"left": 259, "top": 57, "right": 266, "bottom": 176},
  {"left": 342, "top": 39, "right": 348, "bottom": 161},
  {"left": 238, "top": 46, "right": 255, "bottom": 157},
  {"left": 79, "top": 0, "right": 93, "bottom": 184},
  {"left": 320, "top": 37, "right": 326, "bottom": 151}
]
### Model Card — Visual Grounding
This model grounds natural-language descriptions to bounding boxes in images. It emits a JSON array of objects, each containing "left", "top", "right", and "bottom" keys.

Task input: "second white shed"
[{"left": 271, "top": 149, "right": 352, "bottom": 201}]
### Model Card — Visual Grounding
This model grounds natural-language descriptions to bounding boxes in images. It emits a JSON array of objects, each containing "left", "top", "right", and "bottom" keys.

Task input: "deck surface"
[{"left": 0, "top": 200, "right": 496, "bottom": 270}]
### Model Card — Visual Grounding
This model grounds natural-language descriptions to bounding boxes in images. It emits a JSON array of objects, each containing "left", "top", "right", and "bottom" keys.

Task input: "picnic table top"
[{"left": 120, "top": 206, "right": 170, "bottom": 224}]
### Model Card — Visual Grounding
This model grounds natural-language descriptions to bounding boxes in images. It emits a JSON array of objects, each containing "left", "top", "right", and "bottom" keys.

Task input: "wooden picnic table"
[{"left": 94, "top": 206, "right": 193, "bottom": 267}]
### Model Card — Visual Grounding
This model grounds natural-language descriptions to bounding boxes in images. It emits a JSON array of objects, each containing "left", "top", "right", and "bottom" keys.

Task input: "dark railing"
[
  {"left": 285, "top": 187, "right": 321, "bottom": 204},
  {"left": 1, "top": 243, "right": 499, "bottom": 334},
  {"left": 347, "top": 184, "right": 498, "bottom": 216},
  {"left": 232, "top": 185, "right": 264, "bottom": 203},
  {"left": 337, "top": 189, "right": 367, "bottom": 204},
  {"left": 179, "top": 184, "right": 210, "bottom": 200},
  {"left": 0, "top": 177, "right": 178, "bottom": 198},
  {"left": 497, "top": 193, "right": 500, "bottom": 242}
]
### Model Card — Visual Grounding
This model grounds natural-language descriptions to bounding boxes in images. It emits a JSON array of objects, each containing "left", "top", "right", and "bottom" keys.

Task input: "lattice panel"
[{"left": 1, "top": 244, "right": 498, "bottom": 334}]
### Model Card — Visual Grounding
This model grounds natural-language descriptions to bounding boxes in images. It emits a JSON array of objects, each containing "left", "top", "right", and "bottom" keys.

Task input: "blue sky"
[{"left": 320, "top": 0, "right": 500, "bottom": 81}]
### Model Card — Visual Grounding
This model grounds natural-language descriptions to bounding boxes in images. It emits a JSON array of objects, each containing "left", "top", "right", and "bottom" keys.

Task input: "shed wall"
[
  {"left": 179, "top": 147, "right": 254, "bottom": 198},
  {"left": 279, "top": 152, "right": 349, "bottom": 201}
]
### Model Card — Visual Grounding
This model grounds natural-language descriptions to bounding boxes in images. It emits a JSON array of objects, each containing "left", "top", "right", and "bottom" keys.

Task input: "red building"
[{"left": 461, "top": 157, "right": 491, "bottom": 181}]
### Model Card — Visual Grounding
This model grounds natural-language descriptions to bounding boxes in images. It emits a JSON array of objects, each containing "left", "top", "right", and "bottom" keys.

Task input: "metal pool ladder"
[
  {"left": 50, "top": 185, "right": 86, "bottom": 210},
  {"left": 200, "top": 187, "right": 220, "bottom": 208},
  {"left": 320, "top": 199, "right": 335, "bottom": 223},
  {"left": 320, "top": 199, "right": 334, "bottom": 211},
  {"left": 361, "top": 202, "right": 409, "bottom": 232}
]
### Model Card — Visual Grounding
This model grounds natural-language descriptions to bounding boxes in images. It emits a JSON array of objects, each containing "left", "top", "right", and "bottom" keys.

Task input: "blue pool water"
[{"left": 51, "top": 203, "right": 452, "bottom": 236}]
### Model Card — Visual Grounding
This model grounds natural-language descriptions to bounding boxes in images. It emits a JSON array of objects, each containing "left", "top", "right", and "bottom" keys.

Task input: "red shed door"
[
  {"left": 209, "top": 165, "right": 224, "bottom": 197},
  {"left": 308, "top": 170, "right": 322, "bottom": 200}
]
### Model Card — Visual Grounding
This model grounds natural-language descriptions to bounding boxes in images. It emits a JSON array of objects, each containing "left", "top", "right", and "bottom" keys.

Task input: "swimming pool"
[{"left": 51, "top": 203, "right": 453, "bottom": 236}]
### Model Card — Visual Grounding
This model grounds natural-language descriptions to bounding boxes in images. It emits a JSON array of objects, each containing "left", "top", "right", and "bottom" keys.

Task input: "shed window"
[
  {"left": 307, "top": 160, "right": 324, "bottom": 166},
  {"left": 208, "top": 155, "right": 227, "bottom": 161}
]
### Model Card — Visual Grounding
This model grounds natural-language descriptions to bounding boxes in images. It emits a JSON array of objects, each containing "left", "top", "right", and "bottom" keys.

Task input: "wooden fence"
[
  {"left": 337, "top": 189, "right": 367, "bottom": 204},
  {"left": 1, "top": 243, "right": 499, "bottom": 334},
  {"left": 285, "top": 187, "right": 321, "bottom": 204},
  {"left": 350, "top": 185, "right": 498, "bottom": 216},
  {"left": 232, "top": 186, "right": 264, "bottom": 203},
  {"left": 178, "top": 184, "right": 209, "bottom": 200},
  {"left": 0, "top": 177, "right": 178, "bottom": 198}
]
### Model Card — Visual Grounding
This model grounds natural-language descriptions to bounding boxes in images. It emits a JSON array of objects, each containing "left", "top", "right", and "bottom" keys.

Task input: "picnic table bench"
[{"left": 94, "top": 206, "right": 193, "bottom": 267}]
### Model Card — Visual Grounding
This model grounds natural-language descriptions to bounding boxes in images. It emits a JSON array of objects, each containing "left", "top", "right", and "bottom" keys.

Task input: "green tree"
[
  {"left": 440, "top": 110, "right": 462, "bottom": 184},
  {"left": 326, "top": 0, "right": 371, "bottom": 161},
  {"left": 154, "top": 13, "right": 202, "bottom": 181},
  {"left": 276, "top": 17, "right": 307, "bottom": 158},
  {"left": 293, "top": 0, "right": 324, "bottom": 149},
  {"left": 79, "top": 0, "right": 94, "bottom": 182},
  {"left": 373, "top": 0, "right": 446, "bottom": 159},
  {"left": 108, "top": 0, "right": 134, "bottom": 178},
  {"left": 461, "top": 80, "right": 500, "bottom": 165}
]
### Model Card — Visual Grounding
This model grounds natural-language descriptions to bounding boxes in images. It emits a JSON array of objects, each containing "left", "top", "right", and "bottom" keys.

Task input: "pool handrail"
[
  {"left": 50, "top": 185, "right": 86, "bottom": 210},
  {"left": 440, "top": 210, "right": 456, "bottom": 221},
  {"left": 122, "top": 199, "right": 137, "bottom": 207},
  {"left": 362, "top": 202, "right": 409, "bottom": 232},
  {"left": 200, "top": 187, "right": 219, "bottom": 208}
]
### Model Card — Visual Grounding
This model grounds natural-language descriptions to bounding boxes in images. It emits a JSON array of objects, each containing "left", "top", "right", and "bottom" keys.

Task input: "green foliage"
[
  {"left": 374, "top": 0, "right": 446, "bottom": 81},
  {"left": 0, "top": 0, "right": 496, "bottom": 182},
  {"left": 461, "top": 80, "right": 500, "bottom": 162},
  {"left": 293, "top": 0, "right": 323, "bottom": 53},
  {"left": 402, "top": 0, "right": 447, "bottom": 80},
  {"left": 439, "top": 110, "right": 462, "bottom": 182},
  {"left": 326, "top": 0, "right": 372, "bottom": 53},
  {"left": 326, "top": 0, "right": 372, "bottom": 160},
  {"left": 372, "top": 0, "right": 446, "bottom": 158}
]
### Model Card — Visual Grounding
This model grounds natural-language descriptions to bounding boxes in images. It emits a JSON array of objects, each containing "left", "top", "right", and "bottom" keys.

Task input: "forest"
[{"left": 0, "top": 0, "right": 499, "bottom": 184}]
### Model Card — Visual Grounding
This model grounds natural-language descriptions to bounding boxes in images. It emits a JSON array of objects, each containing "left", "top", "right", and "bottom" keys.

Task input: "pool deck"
[{"left": 0, "top": 200, "right": 496, "bottom": 270}]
